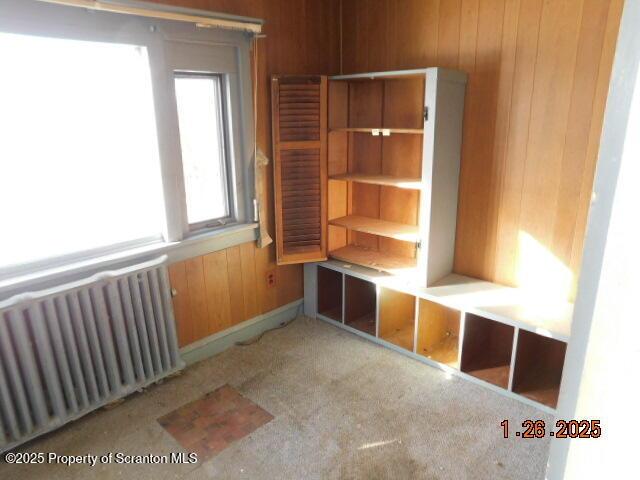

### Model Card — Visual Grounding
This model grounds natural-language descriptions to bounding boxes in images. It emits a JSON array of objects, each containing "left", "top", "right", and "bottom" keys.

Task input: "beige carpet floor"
[{"left": 0, "top": 316, "right": 552, "bottom": 479}]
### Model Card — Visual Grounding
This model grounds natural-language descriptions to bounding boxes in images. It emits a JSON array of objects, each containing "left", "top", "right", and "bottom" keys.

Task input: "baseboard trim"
[{"left": 180, "top": 299, "right": 303, "bottom": 365}]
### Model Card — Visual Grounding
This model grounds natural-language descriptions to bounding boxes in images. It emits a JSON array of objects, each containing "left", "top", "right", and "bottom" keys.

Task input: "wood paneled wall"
[
  {"left": 341, "top": 0, "right": 623, "bottom": 300},
  {"left": 158, "top": 0, "right": 623, "bottom": 346},
  {"left": 168, "top": 241, "right": 304, "bottom": 346},
  {"left": 152, "top": 0, "right": 341, "bottom": 346}
]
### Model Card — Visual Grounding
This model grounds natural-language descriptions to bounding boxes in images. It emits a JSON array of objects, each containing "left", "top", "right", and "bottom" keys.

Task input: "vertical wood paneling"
[
  {"left": 552, "top": 0, "right": 611, "bottom": 268},
  {"left": 203, "top": 250, "right": 232, "bottom": 333},
  {"left": 239, "top": 242, "right": 259, "bottom": 319},
  {"left": 516, "top": 0, "right": 585, "bottom": 291},
  {"left": 341, "top": 0, "right": 623, "bottom": 299},
  {"left": 437, "top": 0, "right": 461, "bottom": 69},
  {"left": 568, "top": 0, "right": 625, "bottom": 298},
  {"left": 483, "top": 0, "right": 520, "bottom": 279},
  {"left": 168, "top": 261, "right": 192, "bottom": 347},
  {"left": 455, "top": 0, "right": 506, "bottom": 279},
  {"left": 184, "top": 257, "right": 210, "bottom": 341},
  {"left": 277, "top": 264, "right": 305, "bottom": 307},
  {"left": 493, "top": 0, "right": 544, "bottom": 285},
  {"left": 225, "top": 246, "right": 246, "bottom": 326},
  {"left": 255, "top": 243, "right": 277, "bottom": 314}
]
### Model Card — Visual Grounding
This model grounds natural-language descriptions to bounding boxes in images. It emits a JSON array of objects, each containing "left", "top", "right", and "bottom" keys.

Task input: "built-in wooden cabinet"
[
  {"left": 460, "top": 315, "right": 515, "bottom": 389},
  {"left": 316, "top": 266, "right": 342, "bottom": 322},
  {"left": 512, "top": 330, "right": 567, "bottom": 408},
  {"left": 273, "top": 68, "right": 466, "bottom": 288},
  {"left": 304, "top": 260, "right": 572, "bottom": 412},
  {"left": 417, "top": 299, "right": 461, "bottom": 368},
  {"left": 378, "top": 288, "right": 415, "bottom": 351},
  {"left": 273, "top": 68, "right": 572, "bottom": 412},
  {"left": 344, "top": 275, "right": 376, "bottom": 336}
]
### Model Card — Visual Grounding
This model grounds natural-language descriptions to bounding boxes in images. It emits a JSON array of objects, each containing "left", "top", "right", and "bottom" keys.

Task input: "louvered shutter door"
[{"left": 271, "top": 75, "right": 328, "bottom": 265}]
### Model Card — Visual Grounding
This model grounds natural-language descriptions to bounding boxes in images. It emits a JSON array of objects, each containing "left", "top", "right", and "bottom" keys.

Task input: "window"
[
  {"left": 174, "top": 73, "right": 231, "bottom": 228},
  {"left": 0, "top": 32, "right": 165, "bottom": 270},
  {"left": 0, "top": 2, "right": 256, "bottom": 279}
]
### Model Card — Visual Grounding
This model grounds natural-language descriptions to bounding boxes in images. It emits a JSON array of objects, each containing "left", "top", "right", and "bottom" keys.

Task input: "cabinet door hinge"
[
  {"left": 423, "top": 106, "right": 429, "bottom": 122},
  {"left": 416, "top": 239, "right": 422, "bottom": 249}
]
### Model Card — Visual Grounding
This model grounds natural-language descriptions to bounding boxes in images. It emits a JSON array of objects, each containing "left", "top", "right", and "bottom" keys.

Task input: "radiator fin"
[
  {"left": 56, "top": 296, "right": 90, "bottom": 409},
  {"left": 0, "top": 258, "right": 184, "bottom": 452},
  {"left": 117, "top": 278, "right": 146, "bottom": 383}
]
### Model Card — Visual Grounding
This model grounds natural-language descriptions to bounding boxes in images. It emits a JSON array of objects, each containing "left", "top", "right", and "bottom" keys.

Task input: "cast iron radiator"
[{"left": 0, "top": 256, "right": 184, "bottom": 452}]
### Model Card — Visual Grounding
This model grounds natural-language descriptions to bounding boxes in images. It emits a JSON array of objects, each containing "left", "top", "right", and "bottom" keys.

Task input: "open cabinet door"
[{"left": 271, "top": 75, "right": 328, "bottom": 265}]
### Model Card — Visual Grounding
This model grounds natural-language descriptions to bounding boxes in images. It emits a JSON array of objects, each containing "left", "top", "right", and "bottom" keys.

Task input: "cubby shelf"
[
  {"left": 302, "top": 67, "right": 572, "bottom": 414},
  {"left": 460, "top": 314, "right": 514, "bottom": 389},
  {"left": 329, "top": 245, "right": 417, "bottom": 275},
  {"left": 422, "top": 274, "right": 573, "bottom": 341},
  {"left": 379, "top": 288, "right": 416, "bottom": 351},
  {"left": 512, "top": 330, "right": 567, "bottom": 408},
  {"left": 309, "top": 260, "right": 572, "bottom": 412},
  {"left": 417, "top": 299, "right": 461, "bottom": 368},
  {"left": 330, "top": 127, "right": 423, "bottom": 135},
  {"left": 329, "top": 215, "right": 419, "bottom": 242},
  {"left": 329, "top": 173, "right": 423, "bottom": 190},
  {"left": 344, "top": 276, "right": 377, "bottom": 336},
  {"left": 317, "top": 266, "right": 343, "bottom": 322}
]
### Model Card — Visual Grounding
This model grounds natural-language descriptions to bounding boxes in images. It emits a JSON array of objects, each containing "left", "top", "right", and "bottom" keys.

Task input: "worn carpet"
[{"left": 0, "top": 316, "right": 552, "bottom": 479}]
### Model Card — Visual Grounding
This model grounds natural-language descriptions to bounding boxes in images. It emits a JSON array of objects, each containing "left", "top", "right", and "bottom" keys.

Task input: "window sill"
[{"left": 0, "top": 222, "right": 259, "bottom": 301}]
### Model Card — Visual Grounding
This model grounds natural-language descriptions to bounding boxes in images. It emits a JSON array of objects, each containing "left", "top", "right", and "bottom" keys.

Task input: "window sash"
[
  {"left": 0, "top": 0, "right": 256, "bottom": 278},
  {"left": 0, "top": 235, "right": 164, "bottom": 282},
  {"left": 174, "top": 72, "right": 235, "bottom": 231}
]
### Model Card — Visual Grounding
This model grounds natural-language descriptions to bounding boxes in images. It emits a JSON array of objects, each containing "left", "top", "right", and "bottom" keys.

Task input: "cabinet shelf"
[
  {"left": 317, "top": 266, "right": 342, "bottom": 322},
  {"left": 379, "top": 287, "right": 416, "bottom": 351},
  {"left": 329, "top": 245, "right": 417, "bottom": 275},
  {"left": 345, "top": 276, "right": 377, "bottom": 336},
  {"left": 330, "top": 127, "right": 423, "bottom": 135},
  {"left": 329, "top": 215, "right": 419, "bottom": 242},
  {"left": 512, "top": 330, "right": 567, "bottom": 408},
  {"left": 330, "top": 173, "right": 422, "bottom": 190},
  {"left": 461, "top": 314, "right": 515, "bottom": 389},
  {"left": 417, "top": 299, "right": 461, "bottom": 368}
]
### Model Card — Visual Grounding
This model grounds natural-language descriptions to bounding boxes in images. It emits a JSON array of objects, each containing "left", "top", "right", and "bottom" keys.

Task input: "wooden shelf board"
[
  {"left": 422, "top": 274, "right": 573, "bottom": 341},
  {"left": 516, "top": 386, "right": 560, "bottom": 409},
  {"left": 346, "top": 312, "right": 376, "bottom": 336},
  {"left": 330, "top": 127, "right": 423, "bottom": 134},
  {"left": 330, "top": 173, "right": 422, "bottom": 190},
  {"left": 316, "top": 264, "right": 573, "bottom": 342},
  {"left": 329, "top": 215, "right": 419, "bottom": 242},
  {"left": 319, "top": 306, "right": 342, "bottom": 322},
  {"left": 330, "top": 68, "right": 429, "bottom": 81},
  {"left": 329, "top": 245, "right": 417, "bottom": 276},
  {"left": 465, "top": 365, "right": 510, "bottom": 389},
  {"left": 381, "top": 325, "right": 414, "bottom": 351},
  {"left": 513, "top": 367, "right": 562, "bottom": 408},
  {"left": 418, "top": 335, "right": 459, "bottom": 368}
]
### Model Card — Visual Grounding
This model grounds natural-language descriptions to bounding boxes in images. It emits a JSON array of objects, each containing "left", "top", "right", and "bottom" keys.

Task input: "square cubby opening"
[
  {"left": 461, "top": 314, "right": 514, "bottom": 389},
  {"left": 344, "top": 275, "right": 376, "bottom": 336},
  {"left": 317, "top": 266, "right": 343, "bottom": 322},
  {"left": 417, "top": 299, "right": 461, "bottom": 368},
  {"left": 512, "top": 330, "right": 567, "bottom": 408},
  {"left": 378, "top": 287, "right": 416, "bottom": 351}
]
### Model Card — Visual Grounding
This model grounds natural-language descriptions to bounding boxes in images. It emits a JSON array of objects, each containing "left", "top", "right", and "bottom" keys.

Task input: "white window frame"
[
  {"left": 0, "top": 0, "right": 259, "bottom": 291},
  {"left": 174, "top": 71, "right": 234, "bottom": 231}
]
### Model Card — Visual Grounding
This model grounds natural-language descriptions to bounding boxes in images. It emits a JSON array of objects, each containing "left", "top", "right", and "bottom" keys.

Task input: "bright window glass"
[
  {"left": 174, "top": 74, "right": 230, "bottom": 226},
  {"left": 0, "top": 33, "right": 165, "bottom": 269}
]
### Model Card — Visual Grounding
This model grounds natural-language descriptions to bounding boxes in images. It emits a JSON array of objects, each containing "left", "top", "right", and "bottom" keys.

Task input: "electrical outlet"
[{"left": 266, "top": 269, "right": 276, "bottom": 288}]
